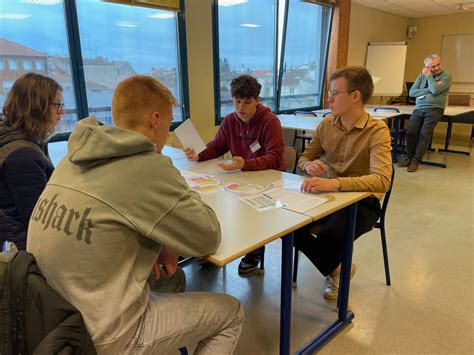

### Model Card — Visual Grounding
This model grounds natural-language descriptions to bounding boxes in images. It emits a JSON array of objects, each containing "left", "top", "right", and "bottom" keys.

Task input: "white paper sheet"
[
  {"left": 262, "top": 187, "right": 327, "bottom": 213},
  {"left": 174, "top": 119, "right": 207, "bottom": 154},
  {"left": 239, "top": 194, "right": 284, "bottom": 212},
  {"left": 269, "top": 179, "right": 303, "bottom": 192}
]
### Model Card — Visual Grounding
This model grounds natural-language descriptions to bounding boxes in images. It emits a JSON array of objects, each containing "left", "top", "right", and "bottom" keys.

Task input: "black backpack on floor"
[{"left": 0, "top": 250, "right": 96, "bottom": 355}]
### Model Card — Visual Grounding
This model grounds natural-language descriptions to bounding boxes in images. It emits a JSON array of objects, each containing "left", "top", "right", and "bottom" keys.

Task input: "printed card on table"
[
  {"left": 224, "top": 182, "right": 268, "bottom": 195},
  {"left": 181, "top": 171, "right": 222, "bottom": 195}
]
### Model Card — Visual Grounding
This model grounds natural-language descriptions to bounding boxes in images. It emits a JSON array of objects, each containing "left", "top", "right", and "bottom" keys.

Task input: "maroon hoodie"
[{"left": 199, "top": 104, "right": 285, "bottom": 171}]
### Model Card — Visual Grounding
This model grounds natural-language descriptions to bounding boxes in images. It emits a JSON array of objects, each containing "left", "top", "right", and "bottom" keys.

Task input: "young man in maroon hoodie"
[{"left": 183, "top": 74, "right": 285, "bottom": 274}]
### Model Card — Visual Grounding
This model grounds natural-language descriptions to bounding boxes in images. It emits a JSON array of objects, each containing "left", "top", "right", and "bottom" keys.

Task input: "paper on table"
[
  {"left": 174, "top": 119, "right": 207, "bottom": 154},
  {"left": 269, "top": 179, "right": 302, "bottom": 192},
  {"left": 224, "top": 182, "right": 268, "bottom": 195},
  {"left": 262, "top": 187, "right": 327, "bottom": 213},
  {"left": 239, "top": 194, "right": 284, "bottom": 212},
  {"left": 181, "top": 171, "right": 222, "bottom": 195}
]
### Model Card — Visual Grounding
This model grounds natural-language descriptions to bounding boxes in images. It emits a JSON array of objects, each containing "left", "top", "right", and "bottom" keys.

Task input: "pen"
[{"left": 262, "top": 193, "right": 272, "bottom": 199}]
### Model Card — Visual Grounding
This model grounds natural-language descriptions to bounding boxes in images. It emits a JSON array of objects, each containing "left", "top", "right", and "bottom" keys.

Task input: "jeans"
[
  {"left": 294, "top": 197, "right": 381, "bottom": 276},
  {"left": 405, "top": 107, "right": 444, "bottom": 162},
  {"left": 96, "top": 268, "right": 244, "bottom": 355}
]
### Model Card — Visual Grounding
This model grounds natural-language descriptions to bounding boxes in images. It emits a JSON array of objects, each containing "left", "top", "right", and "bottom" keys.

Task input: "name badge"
[{"left": 250, "top": 140, "right": 261, "bottom": 153}]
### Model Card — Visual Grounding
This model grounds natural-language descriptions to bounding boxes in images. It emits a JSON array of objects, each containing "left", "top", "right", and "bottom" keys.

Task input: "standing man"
[
  {"left": 399, "top": 54, "right": 452, "bottom": 172},
  {"left": 296, "top": 66, "right": 392, "bottom": 300},
  {"left": 28, "top": 76, "right": 243, "bottom": 354},
  {"left": 183, "top": 74, "right": 285, "bottom": 274}
]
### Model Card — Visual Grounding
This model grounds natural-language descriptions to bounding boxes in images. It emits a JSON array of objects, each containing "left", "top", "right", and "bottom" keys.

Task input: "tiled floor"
[{"left": 184, "top": 146, "right": 473, "bottom": 354}]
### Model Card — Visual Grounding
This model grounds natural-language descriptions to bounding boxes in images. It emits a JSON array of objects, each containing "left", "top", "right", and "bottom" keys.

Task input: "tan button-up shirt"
[{"left": 298, "top": 112, "right": 392, "bottom": 199}]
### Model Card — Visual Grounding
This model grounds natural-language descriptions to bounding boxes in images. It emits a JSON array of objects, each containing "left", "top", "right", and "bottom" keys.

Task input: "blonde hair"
[
  {"left": 2, "top": 73, "right": 62, "bottom": 141},
  {"left": 112, "top": 75, "right": 177, "bottom": 128}
]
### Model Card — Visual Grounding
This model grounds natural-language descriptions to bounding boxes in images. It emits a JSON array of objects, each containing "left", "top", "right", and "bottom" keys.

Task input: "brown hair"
[
  {"left": 112, "top": 75, "right": 177, "bottom": 128},
  {"left": 230, "top": 75, "right": 261, "bottom": 99},
  {"left": 330, "top": 66, "right": 374, "bottom": 104},
  {"left": 2, "top": 73, "right": 62, "bottom": 141}
]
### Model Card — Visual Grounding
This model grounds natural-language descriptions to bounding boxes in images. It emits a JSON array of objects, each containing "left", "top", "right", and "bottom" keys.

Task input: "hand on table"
[
  {"left": 217, "top": 156, "right": 245, "bottom": 171},
  {"left": 301, "top": 177, "right": 341, "bottom": 194},
  {"left": 303, "top": 159, "right": 328, "bottom": 177}
]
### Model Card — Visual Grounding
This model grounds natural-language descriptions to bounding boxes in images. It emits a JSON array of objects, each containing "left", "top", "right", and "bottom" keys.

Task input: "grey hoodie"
[{"left": 27, "top": 116, "right": 221, "bottom": 348}]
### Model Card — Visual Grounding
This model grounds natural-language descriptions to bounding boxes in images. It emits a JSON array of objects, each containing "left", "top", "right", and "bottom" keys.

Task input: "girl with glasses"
[{"left": 0, "top": 73, "right": 63, "bottom": 250}]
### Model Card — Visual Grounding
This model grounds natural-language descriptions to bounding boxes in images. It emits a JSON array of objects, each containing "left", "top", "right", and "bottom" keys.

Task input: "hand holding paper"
[
  {"left": 183, "top": 147, "right": 199, "bottom": 161},
  {"left": 174, "top": 119, "right": 207, "bottom": 155}
]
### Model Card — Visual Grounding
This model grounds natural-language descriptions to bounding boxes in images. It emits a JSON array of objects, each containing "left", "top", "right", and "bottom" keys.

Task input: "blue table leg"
[
  {"left": 392, "top": 117, "right": 400, "bottom": 162},
  {"left": 438, "top": 117, "right": 471, "bottom": 155},
  {"left": 297, "top": 203, "right": 358, "bottom": 354},
  {"left": 419, "top": 160, "right": 447, "bottom": 168},
  {"left": 280, "top": 233, "right": 294, "bottom": 355}
]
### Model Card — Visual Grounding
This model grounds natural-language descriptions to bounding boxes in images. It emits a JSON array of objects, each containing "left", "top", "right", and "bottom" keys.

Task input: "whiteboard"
[
  {"left": 365, "top": 42, "right": 407, "bottom": 96},
  {"left": 441, "top": 34, "right": 474, "bottom": 83}
]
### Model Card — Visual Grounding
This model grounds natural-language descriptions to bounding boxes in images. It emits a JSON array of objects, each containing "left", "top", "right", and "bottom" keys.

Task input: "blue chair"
[
  {"left": 292, "top": 167, "right": 395, "bottom": 286},
  {"left": 374, "top": 107, "right": 407, "bottom": 152}
]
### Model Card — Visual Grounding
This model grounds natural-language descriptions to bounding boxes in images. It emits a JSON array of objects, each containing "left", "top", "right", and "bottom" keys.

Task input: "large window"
[
  {"left": 278, "top": 0, "right": 332, "bottom": 111},
  {"left": 214, "top": 0, "right": 276, "bottom": 120},
  {"left": 0, "top": 0, "right": 77, "bottom": 135},
  {"left": 76, "top": 0, "right": 187, "bottom": 126},
  {"left": 213, "top": 0, "right": 332, "bottom": 121},
  {"left": 0, "top": 0, "right": 188, "bottom": 139}
]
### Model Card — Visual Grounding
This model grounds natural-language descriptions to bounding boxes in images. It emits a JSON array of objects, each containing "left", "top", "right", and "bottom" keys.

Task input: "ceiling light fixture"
[
  {"left": 240, "top": 23, "right": 260, "bottom": 28},
  {"left": 20, "top": 0, "right": 62, "bottom": 5},
  {"left": 148, "top": 13, "right": 174, "bottom": 19},
  {"left": 218, "top": 0, "right": 248, "bottom": 7},
  {"left": 115, "top": 21, "right": 138, "bottom": 28},
  {"left": 0, "top": 13, "right": 30, "bottom": 20}
]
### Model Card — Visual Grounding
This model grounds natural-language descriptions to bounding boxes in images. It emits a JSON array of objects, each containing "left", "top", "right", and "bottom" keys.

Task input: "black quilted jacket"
[
  {"left": 0, "top": 122, "right": 54, "bottom": 249},
  {"left": 0, "top": 250, "right": 96, "bottom": 355}
]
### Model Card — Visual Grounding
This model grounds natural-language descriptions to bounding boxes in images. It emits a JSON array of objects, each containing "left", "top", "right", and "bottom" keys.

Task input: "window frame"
[
  {"left": 212, "top": 0, "right": 334, "bottom": 124},
  {"left": 49, "top": 0, "right": 190, "bottom": 143},
  {"left": 276, "top": 0, "right": 333, "bottom": 114},
  {"left": 212, "top": 0, "right": 279, "bottom": 125}
]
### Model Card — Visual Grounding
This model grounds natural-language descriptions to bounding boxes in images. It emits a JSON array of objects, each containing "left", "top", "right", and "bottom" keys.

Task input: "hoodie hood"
[
  {"left": 68, "top": 116, "right": 156, "bottom": 169},
  {"left": 0, "top": 121, "right": 29, "bottom": 148}
]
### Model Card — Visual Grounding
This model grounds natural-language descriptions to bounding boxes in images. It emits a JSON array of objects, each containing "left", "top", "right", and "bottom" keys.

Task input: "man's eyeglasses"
[
  {"left": 52, "top": 102, "right": 65, "bottom": 113},
  {"left": 327, "top": 90, "right": 354, "bottom": 98}
]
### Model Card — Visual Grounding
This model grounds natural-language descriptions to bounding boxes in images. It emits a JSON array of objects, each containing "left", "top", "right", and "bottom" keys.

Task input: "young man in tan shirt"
[{"left": 296, "top": 66, "right": 392, "bottom": 300}]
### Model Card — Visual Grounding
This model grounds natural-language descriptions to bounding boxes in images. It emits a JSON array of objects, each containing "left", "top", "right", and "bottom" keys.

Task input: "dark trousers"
[
  {"left": 405, "top": 107, "right": 444, "bottom": 162},
  {"left": 294, "top": 197, "right": 381, "bottom": 276}
]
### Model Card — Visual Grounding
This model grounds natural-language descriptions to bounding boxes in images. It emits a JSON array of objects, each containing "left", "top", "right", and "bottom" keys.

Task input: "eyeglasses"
[
  {"left": 327, "top": 90, "right": 354, "bottom": 98},
  {"left": 52, "top": 101, "right": 65, "bottom": 113}
]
